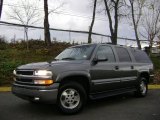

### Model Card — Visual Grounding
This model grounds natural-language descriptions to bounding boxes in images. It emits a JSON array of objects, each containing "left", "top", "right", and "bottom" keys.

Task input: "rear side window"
[
  {"left": 131, "top": 49, "right": 151, "bottom": 63},
  {"left": 115, "top": 47, "right": 131, "bottom": 62}
]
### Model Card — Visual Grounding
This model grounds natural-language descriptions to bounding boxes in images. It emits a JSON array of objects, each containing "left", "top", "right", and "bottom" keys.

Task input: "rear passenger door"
[
  {"left": 114, "top": 47, "right": 137, "bottom": 89},
  {"left": 90, "top": 45, "right": 121, "bottom": 93}
]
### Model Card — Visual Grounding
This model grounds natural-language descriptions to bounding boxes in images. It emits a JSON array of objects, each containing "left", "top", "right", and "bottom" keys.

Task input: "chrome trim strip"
[
  {"left": 92, "top": 76, "right": 137, "bottom": 85},
  {"left": 15, "top": 74, "right": 51, "bottom": 79}
]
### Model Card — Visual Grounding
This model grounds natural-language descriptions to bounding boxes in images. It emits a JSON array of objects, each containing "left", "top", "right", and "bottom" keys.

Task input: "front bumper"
[
  {"left": 149, "top": 74, "right": 154, "bottom": 83},
  {"left": 12, "top": 83, "right": 59, "bottom": 103}
]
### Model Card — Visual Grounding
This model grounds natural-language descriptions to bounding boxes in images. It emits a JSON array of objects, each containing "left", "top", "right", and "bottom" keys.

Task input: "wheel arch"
[
  {"left": 139, "top": 72, "right": 150, "bottom": 84},
  {"left": 58, "top": 75, "right": 91, "bottom": 94}
]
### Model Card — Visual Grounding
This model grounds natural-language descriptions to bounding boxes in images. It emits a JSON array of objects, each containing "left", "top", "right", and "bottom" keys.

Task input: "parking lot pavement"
[{"left": 0, "top": 90, "right": 160, "bottom": 120}]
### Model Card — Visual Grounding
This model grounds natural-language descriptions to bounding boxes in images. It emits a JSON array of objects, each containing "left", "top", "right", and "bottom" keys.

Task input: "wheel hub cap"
[{"left": 60, "top": 88, "right": 80, "bottom": 109}]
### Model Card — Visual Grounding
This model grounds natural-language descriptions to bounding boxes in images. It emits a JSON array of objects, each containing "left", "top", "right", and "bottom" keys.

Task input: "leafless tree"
[
  {"left": 128, "top": 0, "right": 146, "bottom": 49},
  {"left": 7, "top": 0, "right": 41, "bottom": 50},
  {"left": 0, "top": 0, "right": 3, "bottom": 19},
  {"left": 141, "top": 0, "right": 160, "bottom": 54},
  {"left": 44, "top": 0, "right": 65, "bottom": 47},
  {"left": 103, "top": 0, "right": 126, "bottom": 45},
  {"left": 88, "top": 0, "right": 97, "bottom": 43},
  {"left": 44, "top": 0, "right": 51, "bottom": 47}
]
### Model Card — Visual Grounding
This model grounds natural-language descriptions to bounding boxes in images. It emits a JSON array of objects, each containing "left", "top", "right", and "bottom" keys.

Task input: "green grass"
[{"left": 150, "top": 56, "right": 160, "bottom": 70}]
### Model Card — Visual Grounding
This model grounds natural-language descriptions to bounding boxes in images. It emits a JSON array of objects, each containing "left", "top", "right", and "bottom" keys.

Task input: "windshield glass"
[{"left": 55, "top": 45, "right": 95, "bottom": 60}]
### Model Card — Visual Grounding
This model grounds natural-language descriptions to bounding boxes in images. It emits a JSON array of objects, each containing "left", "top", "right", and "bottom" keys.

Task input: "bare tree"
[
  {"left": 44, "top": 0, "right": 65, "bottom": 47},
  {"left": 0, "top": 0, "right": 3, "bottom": 19},
  {"left": 7, "top": 0, "right": 41, "bottom": 50},
  {"left": 141, "top": 0, "right": 160, "bottom": 54},
  {"left": 128, "top": 0, "right": 146, "bottom": 49},
  {"left": 88, "top": 0, "right": 97, "bottom": 43},
  {"left": 103, "top": 0, "right": 126, "bottom": 45},
  {"left": 44, "top": 0, "right": 51, "bottom": 46}
]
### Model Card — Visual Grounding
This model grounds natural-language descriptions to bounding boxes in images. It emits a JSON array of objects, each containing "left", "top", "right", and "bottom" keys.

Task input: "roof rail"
[{"left": 103, "top": 42, "right": 114, "bottom": 45}]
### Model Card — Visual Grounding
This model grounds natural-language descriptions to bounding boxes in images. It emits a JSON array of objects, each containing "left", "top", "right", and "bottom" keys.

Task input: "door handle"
[
  {"left": 115, "top": 66, "right": 119, "bottom": 70},
  {"left": 131, "top": 66, "right": 134, "bottom": 69}
]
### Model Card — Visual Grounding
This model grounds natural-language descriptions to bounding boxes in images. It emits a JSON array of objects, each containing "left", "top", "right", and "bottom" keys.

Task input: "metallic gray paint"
[{"left": 12, "top": 44, "right": 154, "bottom": 102}]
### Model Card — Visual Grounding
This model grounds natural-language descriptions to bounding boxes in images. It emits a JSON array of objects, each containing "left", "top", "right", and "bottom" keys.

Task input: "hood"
[{"left": 17, "top": 60, "right": 85, "bottom": 70}]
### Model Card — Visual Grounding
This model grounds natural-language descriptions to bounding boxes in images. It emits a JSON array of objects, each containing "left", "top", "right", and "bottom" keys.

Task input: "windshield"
[{"left": 55, "top": 45, "right": 95, "bottom": 60}]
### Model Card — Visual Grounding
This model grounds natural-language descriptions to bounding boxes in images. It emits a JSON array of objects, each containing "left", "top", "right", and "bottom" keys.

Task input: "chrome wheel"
[
  {"left": 60, "top": 88, "right": 80, "bottom": 109},
  {"left": 140, "top": 81, "right": 147, "bottom": 95}
]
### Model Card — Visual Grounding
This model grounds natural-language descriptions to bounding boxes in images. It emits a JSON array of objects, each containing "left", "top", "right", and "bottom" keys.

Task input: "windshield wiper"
[{"left": 61, "top": 57, "right": 75, "bottom": 60}]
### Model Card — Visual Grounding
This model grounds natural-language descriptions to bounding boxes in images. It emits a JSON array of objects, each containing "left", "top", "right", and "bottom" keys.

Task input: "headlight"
[
  {"left": 34, "top": 70, "right": 52, "bottom": 76},
  {"left": 13, "top": 70, "right": 16, "bottom": 75}
]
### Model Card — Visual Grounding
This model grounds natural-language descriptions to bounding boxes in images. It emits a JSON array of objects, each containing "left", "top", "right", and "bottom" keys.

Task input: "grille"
[
  {"left": 16, "top": 70, "right": 34, "bottom": 75},
  {"left": 16, "top": 78, "right": 33, "bottom": 83}
]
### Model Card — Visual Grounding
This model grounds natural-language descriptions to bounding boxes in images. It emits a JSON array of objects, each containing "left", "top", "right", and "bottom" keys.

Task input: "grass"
[
  {"left": 0, "top": 87, "right": 11, "bottom": 92},
  {"left": 150, "top": 55, "right": 160, "bottom": 70}
]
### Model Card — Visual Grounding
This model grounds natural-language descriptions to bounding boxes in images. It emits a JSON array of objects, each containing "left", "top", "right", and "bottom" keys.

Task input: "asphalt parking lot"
[{"left": 0, "top": 90, "right": 160, "bottom": 120}]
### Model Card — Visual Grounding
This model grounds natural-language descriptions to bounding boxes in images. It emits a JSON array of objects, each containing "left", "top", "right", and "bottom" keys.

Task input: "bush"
[
  {"left": 0, "top": 36, "right": 8, "bottom": 50},
  {"left": 154, "top": 70, "right": 160, "bottom": 84}
]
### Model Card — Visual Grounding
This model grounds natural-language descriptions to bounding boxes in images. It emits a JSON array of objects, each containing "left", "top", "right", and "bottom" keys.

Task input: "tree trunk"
[
  {"left": 88, "top": 0, "right": 97, "bottom": 43},
  {"left": 24, "top": 27, "right": 29, "bottom": 50},
  {"left": 104, "top": 0, "right": 119, "bottom": 45},
  {"left": 130, "top": 1, "right": 141, "bottom": 49},
  {"left": 113, "top": 1, "right": 119, "bottom": 45},
  {"left": 44, "top": 0, "right": 51, "bottom": 47},
  {"left": 0, "top": 0, "right": 3, "bottom": 19},
  {"left": 149, "top": 35, "right": 154, "bottom": 56}
]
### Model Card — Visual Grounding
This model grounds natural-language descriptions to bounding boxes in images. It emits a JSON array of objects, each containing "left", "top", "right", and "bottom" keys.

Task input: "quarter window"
[
  {"left": 131, "top": 49, "right": 151, "bottom": 63},
  {"left": 115, "top": 47, "right": 131, "bottom": 62}
]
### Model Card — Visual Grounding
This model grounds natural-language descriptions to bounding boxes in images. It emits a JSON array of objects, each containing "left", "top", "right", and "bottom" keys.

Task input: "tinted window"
[
  {"left": 96, "top": 45, "right": 115, "bottom": 62},
  {"left": 115, "top": 47, "right": 131, "bottom": 62},
  {"left": 131, "top": 49, "right": 151, "bottom": 63}
]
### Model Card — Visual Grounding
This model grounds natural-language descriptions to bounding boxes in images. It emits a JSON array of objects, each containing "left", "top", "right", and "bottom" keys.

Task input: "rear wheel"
[
  {"left": 135, "top": 77, "right": 148, "bottom": 97},
  {"left": 57, "top": 82, "right": 87, "bottom": 114}
]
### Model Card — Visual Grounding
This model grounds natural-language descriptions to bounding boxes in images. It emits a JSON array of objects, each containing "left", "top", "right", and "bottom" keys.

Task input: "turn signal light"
[{"left": 34, "top": 80, "right": 54, "bottom": 85}]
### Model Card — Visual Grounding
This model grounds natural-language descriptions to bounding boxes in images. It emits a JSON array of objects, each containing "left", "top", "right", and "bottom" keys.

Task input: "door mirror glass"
[{"left": 97, "top": 54, "right": 108, "bottom": 62}]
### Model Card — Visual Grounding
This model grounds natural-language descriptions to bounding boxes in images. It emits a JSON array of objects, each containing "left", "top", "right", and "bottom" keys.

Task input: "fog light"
[
  {"left": 34, "top": 80, "right": 54, "bottom": 85},
  {"left": 34, "top": 97, "right": 40, "bottom": 101}
]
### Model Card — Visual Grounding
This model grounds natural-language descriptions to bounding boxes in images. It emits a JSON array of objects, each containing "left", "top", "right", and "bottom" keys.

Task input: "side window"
[
  {"left": 131, "top": 49, "right": 151, "bottom": 63},
  {"left": 115, "top": 47, "right": 131, "bottom": 62},
  {"left": 96, "top": 45, "right": 115, "bottom": 62}
]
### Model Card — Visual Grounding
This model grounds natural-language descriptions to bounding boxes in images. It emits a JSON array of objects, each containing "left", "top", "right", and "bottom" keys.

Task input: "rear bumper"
[{"left": 12, "top": 83, "right": 59, "bottom": 103}]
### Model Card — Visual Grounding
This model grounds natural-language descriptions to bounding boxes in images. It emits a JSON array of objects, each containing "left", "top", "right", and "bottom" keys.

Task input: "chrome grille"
[
  {"left": 16, "top": 70, "right": 34, "bottom": 75},
  {"left": 16, "top": 78, "right": 33, "bottom": 83}
]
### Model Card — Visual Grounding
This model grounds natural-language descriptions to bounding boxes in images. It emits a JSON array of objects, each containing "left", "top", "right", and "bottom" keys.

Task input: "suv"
[{"left": 12, "top": 44, "right": 154, "bottom": 114}]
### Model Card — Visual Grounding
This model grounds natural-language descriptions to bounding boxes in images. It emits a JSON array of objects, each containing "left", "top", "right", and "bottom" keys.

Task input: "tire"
[
  {"left": 135, "top": 77, "right": 148, "bottom": 97},
  {"left": 57, "top": 82, "right": 87, "bottom": 114}
]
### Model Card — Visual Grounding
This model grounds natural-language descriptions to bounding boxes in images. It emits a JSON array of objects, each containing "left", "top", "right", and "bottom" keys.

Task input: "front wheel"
[
  {"left": 57, "top": 82, "right": 87, "bottom": 114},
  {"left": 135, "top": 77, "right": 148, "bottom": 97}
]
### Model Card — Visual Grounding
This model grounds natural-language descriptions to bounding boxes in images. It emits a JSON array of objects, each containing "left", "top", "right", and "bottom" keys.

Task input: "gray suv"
[{"left": 12, "top": 44, "right": 154, "bottom": 114}]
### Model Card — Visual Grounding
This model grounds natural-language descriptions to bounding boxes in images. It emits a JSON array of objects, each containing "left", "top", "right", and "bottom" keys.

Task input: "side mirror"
[{"left": 93, "top": 55, "right": 108, "bottom": 63}]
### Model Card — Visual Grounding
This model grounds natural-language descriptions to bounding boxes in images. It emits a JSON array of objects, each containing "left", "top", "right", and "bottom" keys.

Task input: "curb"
[
  {"left": 0, "top": 85, "right": 160, "bottom": 92},
  {"left": 148, "top": 85, "right": 160, "bottom": 89},
  {"left": 0, "top": 87, "right": 11, "bottom": 92}
]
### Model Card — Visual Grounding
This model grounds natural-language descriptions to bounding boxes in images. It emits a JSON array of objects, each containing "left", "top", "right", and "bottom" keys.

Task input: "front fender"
[{"left": 56, "top": 70, "right": 91, "bottom": 83}]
